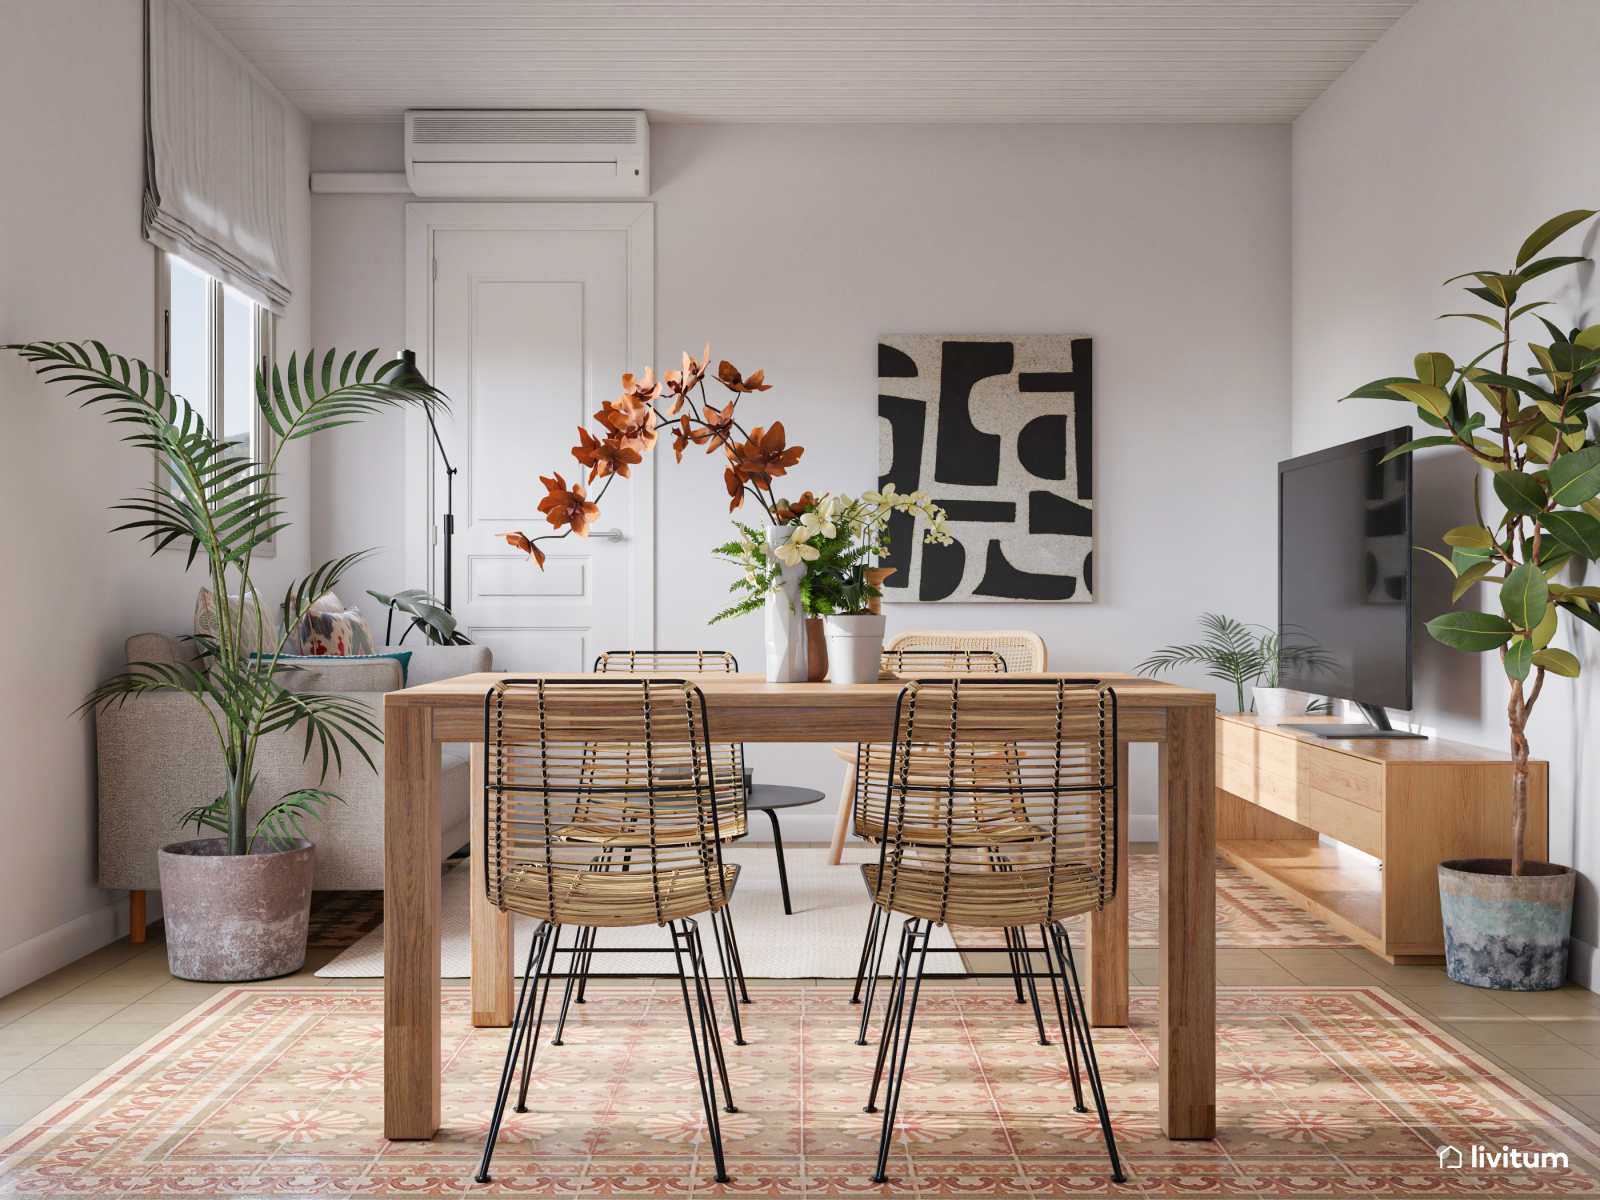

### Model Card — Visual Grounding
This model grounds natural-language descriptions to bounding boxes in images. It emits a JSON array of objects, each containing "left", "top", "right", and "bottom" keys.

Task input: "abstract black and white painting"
[{"left": 878, "top": 335, "right": 1093, "bottom": 603}]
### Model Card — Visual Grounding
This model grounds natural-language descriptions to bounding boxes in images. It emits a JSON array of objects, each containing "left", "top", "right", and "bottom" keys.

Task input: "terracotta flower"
[
  {"left": 500, "top": 531, "right": 547, "bottom": 568},
  {"left": 732, "top": 422, "right": 803, "bottom": 486},
  {"left": 672, "top": 414, "right": 695, "bottom": 463},
  {"left": 572, "top": 425, "right": 641, "bottom": 482},
  {"left": 697, "top": 403, "right": 737, "bottom": 452},
  {"left": 598, "top": 395, "right": 658, "bottom": 452},
  {"left": 717, "top": 361, "right": 772, "bottom": 394},
  {"left": 664, "top": 345, "right": 711, "bottom": 415},
  {"left": 537, "top": 472, "right": 600, "bottom": 538},
  {"left": 620, "top": 366, "right": 660, "bottom": 405},
  {"left": 724, "top": 465, "right": 747, "bottom": 512},
  {"left": 772, "top": 491, "right": 822, "bottom": 523}
]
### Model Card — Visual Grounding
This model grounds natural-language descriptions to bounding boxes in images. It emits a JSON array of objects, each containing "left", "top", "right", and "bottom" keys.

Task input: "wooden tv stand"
[{"left": 1216, "top": 713, "right": 1548, "bottom": 964}]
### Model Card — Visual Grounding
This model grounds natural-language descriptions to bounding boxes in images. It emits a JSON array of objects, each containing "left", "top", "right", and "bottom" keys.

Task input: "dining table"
[{"left": 381, "top": 670, "right": 1217, "bottom": 1142}]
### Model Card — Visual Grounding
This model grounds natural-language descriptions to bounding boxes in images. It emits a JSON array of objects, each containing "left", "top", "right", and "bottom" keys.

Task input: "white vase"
[
  {"left": 763, "top": 526, "right": 807, "bottom": 683},
  {"left": 1253, "top": 687, "right": 1311, "bottom": 719},
  {"left": 823, "top": 613, "right": 887, "bottom": 685}
]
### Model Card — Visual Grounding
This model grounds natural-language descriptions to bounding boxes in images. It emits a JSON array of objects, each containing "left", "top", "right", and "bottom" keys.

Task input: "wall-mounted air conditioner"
[{"left": 404, "top": 110, "right": 649, "bottom": 198}]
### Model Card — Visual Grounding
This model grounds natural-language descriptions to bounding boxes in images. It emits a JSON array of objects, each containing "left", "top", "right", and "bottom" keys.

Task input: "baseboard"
[
  {"left": 0, "top": 892, "right": 158, "bottom": 999},
  {"left": 1568, "top": 934, "right": 1596, "bottom": 992}
]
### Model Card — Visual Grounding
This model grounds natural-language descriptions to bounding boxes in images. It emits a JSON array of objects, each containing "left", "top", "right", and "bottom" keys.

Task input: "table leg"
[
  {"left": 383, "top": 704, "right": 442, "bottom": 1140},
  {"left": 1085, "top": 740, "right": 1130, "bottom": 1026},
  {"left": 470, "top": 743, "right": 514, "bottom": 1027},
  {"left": 764, "top": 808, "right": 793, "bottom": 915},
  {"left": 827, "top": 755, "right": 857, "bottom": 865},
  {"left": 1158, "top": 705, "right": 1216, "bottom": 1139}
]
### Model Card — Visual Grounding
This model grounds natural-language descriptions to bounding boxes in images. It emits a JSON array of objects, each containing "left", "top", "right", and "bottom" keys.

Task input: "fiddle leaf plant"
[
  {"left": 5, "top": 340, "right": 446, "bottom": 855},
  {"left": 1341, "top": 208, "right": 1600, "bottom": 876}
]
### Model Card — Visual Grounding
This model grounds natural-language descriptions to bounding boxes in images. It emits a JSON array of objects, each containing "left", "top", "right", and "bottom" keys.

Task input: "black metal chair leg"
[
  {"left": 763, "top": 807, "right": 794, "bottom": 914},
  {"left": 549, "top": 925, "right": 592, "bottom": 1046},
  {"left": 1049, "top": 922, "right": 1127, "bottom": 1185},
  {"left": 573, "top": 923, "right": 595, "bottom": 1004},
  {"left": 1003, "top": 925, "right": 1028, "bottom": 1005},
  {"left": 688, "top": 921, "right": 740, "bottom": 1114},
  {"left": 851, "top": 904, "right": 883, "bottom": 1005},
  {"left": 475, "top": 922, "right": 552, "bottom": 1185},
  {"left": 1013, "top": 925, "right": 1051, "bottom": 1046},
  {"left": 871, "top": 918, "right": 932, "bottom": 1185},
  {"left": 718, "top": 906, "right": 752, "bottom": 1004},
  {"left": 855, "top": 904, "right": 895, "bottom": 1045},
  {"left": 707, "top": 905, "right": 748, "bottom": 1045},
  {"left": 669, "top": 920, "right": 730, "bottom": 1184},
  {"left": 864, "top": 918, "right": 914, "bottom": 1110},
  {"left": 516, "top": 923, "right": 564, "bottom": 1111},
  {"left": 1039, "top": 923, "right": 1087, "bottom": 1113}
]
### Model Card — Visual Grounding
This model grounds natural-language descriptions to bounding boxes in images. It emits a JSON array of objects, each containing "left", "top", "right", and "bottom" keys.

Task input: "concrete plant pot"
[
  {"left": 1438, "top": 858, "right": 1576, "bottom": 991},
  {"left": 1253, "top": 687, "right": 1312, "bottom": 719},
  {"left": 157, "top": 837, "right": 315, "bottom": 981},
  {"left": 824, "top": 613, "right": 887, "bottom": 684}
]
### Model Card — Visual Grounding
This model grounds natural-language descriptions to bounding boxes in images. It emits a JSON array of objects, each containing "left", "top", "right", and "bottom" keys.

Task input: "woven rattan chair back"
[
  {"left": 861, "top": 678, "right": 1116, "bottom": 928},
  {"left": 886, "top": 629, "right": 1047, "bottom": 673},
  {"left": 880, "top": 647, "right": 1007, "bottom": 676},
  {"left": 485, "top": 678, "right": 736, "bottom": 928},
  {"left": 594, "top": 650, "right": 746, "bottom": 840}
]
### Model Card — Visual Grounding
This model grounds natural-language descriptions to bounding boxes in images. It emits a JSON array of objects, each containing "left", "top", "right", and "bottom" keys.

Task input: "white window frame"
[{"left": 155, "top": 250, "right": 278, "bottom": 556}]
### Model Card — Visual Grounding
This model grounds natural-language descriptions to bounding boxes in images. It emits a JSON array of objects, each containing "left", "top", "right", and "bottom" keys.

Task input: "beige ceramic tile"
[
  {"left": 1442, "top": 1017, "right": 1570, "bottom": 1045},
  {"left": 0, "top": 1066, "right": 104, "bottom": 1096},
  {"left": 1519, "top": 1067, "right": 1600, "bottom": 1095}
]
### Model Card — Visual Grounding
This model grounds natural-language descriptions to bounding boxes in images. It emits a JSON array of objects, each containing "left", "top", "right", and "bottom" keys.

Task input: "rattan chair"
[
  {"left": 475, "top": 677, "right": 741, "bottom": 1187},
  {"left": 855, "top": 677, "right": 1124, "bottom": 1185}
]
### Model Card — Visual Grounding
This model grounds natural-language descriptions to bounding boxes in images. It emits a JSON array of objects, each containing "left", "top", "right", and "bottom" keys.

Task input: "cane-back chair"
[
  {"left": 475, "top": 677, "right": 740, "bottom": 1187},
  {"left": 856, "top": 677, "right": 1125, "bottom": 1186}
]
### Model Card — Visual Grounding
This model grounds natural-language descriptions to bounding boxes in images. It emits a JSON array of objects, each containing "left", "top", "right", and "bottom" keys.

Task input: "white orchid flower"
[
  {"left": 797, "top": 509, "right": 837, "bottom": 540},
  {"left": 773, "top": 539, "right": 819, "bottom": 567}
]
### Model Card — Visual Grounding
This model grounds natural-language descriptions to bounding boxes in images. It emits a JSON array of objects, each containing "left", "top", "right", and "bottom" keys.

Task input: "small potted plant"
[
  {"left": 715, "top": 488, "right": 951, "bottom": 683},
  {"left": 1340, "top": 209, "right": 1600, "bottom": 990},
  {"left": 7, "top": 340, "right": 441, "bottom": 981},
  {"left": 1136, "top": 614, "right": 1333, "bottom": 716}
]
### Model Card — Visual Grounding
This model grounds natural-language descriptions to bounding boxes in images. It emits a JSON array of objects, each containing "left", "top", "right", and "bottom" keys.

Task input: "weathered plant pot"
[
  {"left": 804, "top": 617, "right": 829, "bottom": 681},
  {"left": 1438, "top": 858, "right": 1575, "bottom": 991},
  {"left": 824, "top": 613, "right": 887, "bottom": 685},
  {"left": 157, "top": 837, "right": 315, "bottom": 982},
  {"left": 1253, "top": 687, "right": 1312, "bottom": 719}
]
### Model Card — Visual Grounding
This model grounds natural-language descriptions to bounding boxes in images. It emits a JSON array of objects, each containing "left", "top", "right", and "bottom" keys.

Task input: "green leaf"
[
  {"left": 1416, "top": 545, "right": 1459, "bottom": 576},
  {"left": 1451, "top": 560, "right": 1497, "bottom": 601},
  {"left": 1426, "top": 610, "right": 1515, "bottom": 652},
  {"left": 1532, "top": 647, "right": 1581, "bottom": 677},
  {"left": 1414, "top": 352, "right": 1455, "bottom": 387},
  {"left": 1517, "top": 254, "right": 1589, "bottom": 282},
  {"left": 1379, "top": 435, "right": 1456, "bottom": 462},
  {"left": 1500, "top": 563, "right": 1549, "bottom": 629},
  {"left": 1342, "top": 376, "right": 1416, "bottom": 402},
  {"left": 1503, "top": 636, "right": 1534, "bottom": 681},
  {"left": 1541, "top": 510, "right": 1600, "bottom": 557},
  {"left": 1547, "top": 445, "right": 1600, "bottom": 506},
  {"left": 1531, "top": 600, "right": 1559, "bottom": 650},
  {"left": 1515, "top": 209, "right": 1597, "bottom": 268},
  {"left": 1492, "top": 469, "right": 1547, "bottom": 517},
  {"left": 1443, "top": 525, "right": 1497, "bottom": 549},
  {"left": 1439, "top": 312, "right": 1503, "bottom": 330},
  {"left": 1387, "top": 381, "right": 1453, "bottom": 420}
]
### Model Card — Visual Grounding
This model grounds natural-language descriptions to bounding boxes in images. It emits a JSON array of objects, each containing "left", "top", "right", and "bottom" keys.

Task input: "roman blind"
[{"left": 143, "top": 0, "right": 292, "bottom": 313}]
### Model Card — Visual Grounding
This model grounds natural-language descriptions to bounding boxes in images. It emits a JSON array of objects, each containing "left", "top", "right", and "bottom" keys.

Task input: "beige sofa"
[{"left": 97, "top": 634, "right": 490, "bottom": 935}]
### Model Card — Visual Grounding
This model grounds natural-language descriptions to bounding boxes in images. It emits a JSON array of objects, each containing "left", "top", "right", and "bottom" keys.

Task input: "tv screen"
[{"left": 1278, "top": 426, "right": 1413, "bottom": 712}]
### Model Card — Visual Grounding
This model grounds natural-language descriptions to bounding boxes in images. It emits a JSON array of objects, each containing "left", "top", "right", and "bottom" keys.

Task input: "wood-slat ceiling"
[{"left": 189, "top": 1, "right": 1415, "bottom": 122}]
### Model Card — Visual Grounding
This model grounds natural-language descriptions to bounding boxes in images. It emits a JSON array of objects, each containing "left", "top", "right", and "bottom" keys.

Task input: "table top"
[
  {"left": 1220, "top": 712, "right": 1541, "bottom": 765},
  {"left": 746, "top": 783, "right": 827, "bottom": 810}
]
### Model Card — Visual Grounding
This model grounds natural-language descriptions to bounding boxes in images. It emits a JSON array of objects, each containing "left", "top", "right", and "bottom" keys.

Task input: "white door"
[{"left": 420, "top": 206, "right": 653, "bottom": 670}]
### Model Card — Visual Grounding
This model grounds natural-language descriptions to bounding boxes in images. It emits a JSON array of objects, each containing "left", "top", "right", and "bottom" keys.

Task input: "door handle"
[{"left": 588, "top": 528, "right": 625, "bottom": 542}]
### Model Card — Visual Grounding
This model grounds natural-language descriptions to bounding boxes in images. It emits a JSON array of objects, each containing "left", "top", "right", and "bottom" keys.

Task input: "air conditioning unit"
[{"left": 404, "top": 110, "right": 649, "bottom": 198}]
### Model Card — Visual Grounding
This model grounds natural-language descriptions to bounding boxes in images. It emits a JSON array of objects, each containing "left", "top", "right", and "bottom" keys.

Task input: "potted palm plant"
[
  {"left": 1339, "top": 209, "right": 1600, "bottom": 991},
  {"left": 1136, "top": 614, "right": 1332, "bottom": 715},
  {"left": 6, "top": 340, "right": 443, "bottom": 981}
]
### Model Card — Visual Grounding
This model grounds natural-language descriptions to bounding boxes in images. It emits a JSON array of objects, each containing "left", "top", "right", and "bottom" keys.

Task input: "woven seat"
[{"left": 502, "top": 861, "right": 740, "bottom": 928}]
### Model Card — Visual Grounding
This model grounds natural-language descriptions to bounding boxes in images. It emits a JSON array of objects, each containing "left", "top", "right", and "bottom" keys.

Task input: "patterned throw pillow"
[
  {"left": 285, "top": 591, "right": 377, "bottom": 657},
  {"left": 194, "top": 588, "right": 266, "bottom": 658}
]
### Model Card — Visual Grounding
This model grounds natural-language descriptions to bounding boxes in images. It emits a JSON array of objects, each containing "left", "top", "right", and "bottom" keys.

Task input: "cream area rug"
[{"left": 316, "top": 846, "right": 960, "bottom": 979}]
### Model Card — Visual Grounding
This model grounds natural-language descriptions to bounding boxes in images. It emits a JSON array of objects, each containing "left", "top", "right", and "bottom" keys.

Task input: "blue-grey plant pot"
[{"left": 1438, "top": 858, "right": 1575, "bottom": 991}]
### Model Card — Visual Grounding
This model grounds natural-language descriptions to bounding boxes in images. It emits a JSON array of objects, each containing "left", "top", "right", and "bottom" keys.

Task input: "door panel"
[{"left": 431, "top": 224, "right": 645, "bottom": 672}]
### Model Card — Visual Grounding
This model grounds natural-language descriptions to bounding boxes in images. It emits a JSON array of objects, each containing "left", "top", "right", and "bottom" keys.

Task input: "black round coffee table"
[{"left": 746, "top": 783, "right": 826, "bottom": 915}]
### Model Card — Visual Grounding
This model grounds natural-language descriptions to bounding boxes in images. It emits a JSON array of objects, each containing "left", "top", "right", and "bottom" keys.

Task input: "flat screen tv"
[{"left": 1277, "top": 426, "right": 1425, "bottom": 739}]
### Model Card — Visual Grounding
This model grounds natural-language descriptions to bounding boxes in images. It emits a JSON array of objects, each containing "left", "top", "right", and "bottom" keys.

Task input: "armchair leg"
[{"left": 129, "top": 891, "right": 146, "bottom": 945}]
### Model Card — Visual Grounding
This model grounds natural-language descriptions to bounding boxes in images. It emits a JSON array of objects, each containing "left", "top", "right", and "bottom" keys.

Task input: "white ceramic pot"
[
  {"left": 823, "top": 613, "right": 887, "bottom": 685},
  {"left": 1253, "top": 687, "right": 1312, "bottom": 719},
  {"left": 763, "top": 525, "right": 807, "bottom": 683}
]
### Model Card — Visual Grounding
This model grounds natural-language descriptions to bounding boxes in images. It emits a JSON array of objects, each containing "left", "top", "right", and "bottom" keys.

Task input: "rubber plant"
[
  {"left": 1341, "top": 209, "right": 1600, "bottom": 876},
  {"left": 5, "top": 340, "right": 445, "bottom": 854}
]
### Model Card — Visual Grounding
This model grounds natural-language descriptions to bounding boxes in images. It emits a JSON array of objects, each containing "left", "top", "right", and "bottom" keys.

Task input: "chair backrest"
[
  {"left": 880, "top": 647, "right": 1007, "bottom": 676},
  {"left": 886, "top": 629, "right": 1047, "bottom": 672},
  {"left": 595, "top": 650, "right": 738, "bottom": 674},
  {"left": 862, "top": 678, "right": 1117, "bottom": 925},
  {"left": 484, "top": 677, "right": 734, "bottom": 927}
]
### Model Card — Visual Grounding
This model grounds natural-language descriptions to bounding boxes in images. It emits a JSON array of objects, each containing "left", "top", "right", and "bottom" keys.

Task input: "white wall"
[
  {"left": 0, "top": 0, "right": 312, "bottom": 993},
  {"left": 310, "top": 120, "right": 1292, "bottom": 840},
  {"left": 1293, "top": 0, "right": 1600, "bottom": 985}
]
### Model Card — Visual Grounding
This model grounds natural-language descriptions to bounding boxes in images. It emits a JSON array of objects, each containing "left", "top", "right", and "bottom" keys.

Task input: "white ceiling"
[{"left": 190, "top": 1, "right": 1415, "bottom": 124}]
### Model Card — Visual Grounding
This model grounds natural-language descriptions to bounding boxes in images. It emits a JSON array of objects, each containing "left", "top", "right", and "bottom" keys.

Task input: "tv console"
[{"left": 1216, "top": 713, "right": 1548, "bottom": 964}]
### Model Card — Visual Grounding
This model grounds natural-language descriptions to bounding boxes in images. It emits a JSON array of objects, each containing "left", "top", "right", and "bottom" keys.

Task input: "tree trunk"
[{"left": 1508, "top": 679, "right": 1528, "bottom": 877}]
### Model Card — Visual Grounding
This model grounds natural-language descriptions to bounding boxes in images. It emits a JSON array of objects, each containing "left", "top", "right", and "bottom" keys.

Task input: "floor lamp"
[{"left": 393, "top": 350, "right": 457, "bottom": 612}]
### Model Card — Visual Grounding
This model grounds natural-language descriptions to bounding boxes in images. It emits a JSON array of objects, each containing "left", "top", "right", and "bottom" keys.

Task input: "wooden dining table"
[{"left": 381, "top": 670, "right": 1217, "bottom": 1142}]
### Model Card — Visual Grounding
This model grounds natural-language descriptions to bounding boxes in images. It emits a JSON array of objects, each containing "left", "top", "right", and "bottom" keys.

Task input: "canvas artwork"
[{"left": 877, "top": 334, "right": 1093, "bottom": 602}]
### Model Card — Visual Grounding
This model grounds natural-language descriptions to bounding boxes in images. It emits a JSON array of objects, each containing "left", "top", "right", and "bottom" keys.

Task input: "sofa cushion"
[
  {"left": 286, "top": 592, "right": 377, "bottom": 657},
  {"left": 271, "top": 654, "right": 406, "bottom": 694},
  {"left": 125, "top": 632, "right": 198, "bottom": 666},
  {"left": 194, "top": 588, "right": 267, "bottom": 657},
  {"left": 388, "top": 643, "right": 492, "bottom": 687}
]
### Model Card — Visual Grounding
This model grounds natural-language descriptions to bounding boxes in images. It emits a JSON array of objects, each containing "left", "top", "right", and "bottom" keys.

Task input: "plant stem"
[{"left": 1507, "top": 677, "right": 1528, "bottom": 877}]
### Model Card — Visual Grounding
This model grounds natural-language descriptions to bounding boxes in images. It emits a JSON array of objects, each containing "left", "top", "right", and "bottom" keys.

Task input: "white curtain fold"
[{"left": 143, "top": 0, "right": 292, "bottom": 313}]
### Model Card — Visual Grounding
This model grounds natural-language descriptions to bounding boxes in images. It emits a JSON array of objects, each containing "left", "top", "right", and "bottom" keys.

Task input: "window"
[{"left": 160, "top": 254, "right": 277, "bottom": 551}]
